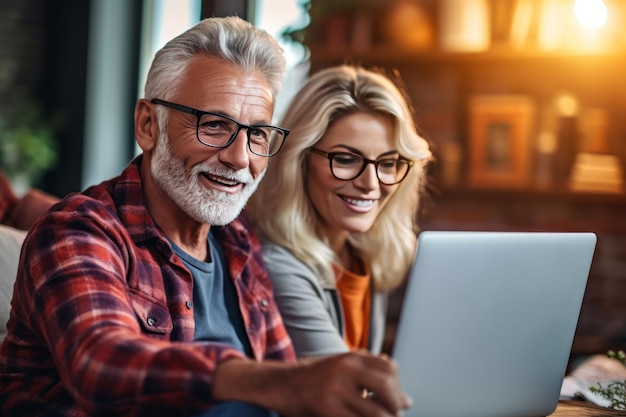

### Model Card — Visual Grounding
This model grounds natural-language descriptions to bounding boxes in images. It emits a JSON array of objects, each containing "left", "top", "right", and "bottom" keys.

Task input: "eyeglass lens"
[
  {"left": 197, "top": 113, "right": 285, "bottom": 156},
  {"left": 330, "top": 153, "right": 410, "bottom": 185}
]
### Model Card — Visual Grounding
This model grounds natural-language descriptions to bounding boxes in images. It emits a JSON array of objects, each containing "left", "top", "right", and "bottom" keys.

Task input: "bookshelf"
[{"left": 305, "top": 0, "right": 626, "bottom": 198}]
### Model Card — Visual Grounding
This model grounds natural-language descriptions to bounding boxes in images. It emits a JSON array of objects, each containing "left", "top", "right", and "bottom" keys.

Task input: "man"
[{"left": 0, "top": 16, "right": 410, "bottom": 417}]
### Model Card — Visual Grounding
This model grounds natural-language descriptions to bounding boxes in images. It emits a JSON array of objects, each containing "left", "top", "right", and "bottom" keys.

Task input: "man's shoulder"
[
  {"left": 51, "top": 159, "right": 140, "bottom": 216},
  {"left": 41, "top": 182, "right": 120, "bottom": 226},
  {"left": 26, "top": 165, "right": 156, "bottom": 250}
]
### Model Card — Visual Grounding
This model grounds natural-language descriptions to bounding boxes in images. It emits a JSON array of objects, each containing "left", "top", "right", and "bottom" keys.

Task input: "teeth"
[
  {"left": 208, "top": 174, "right": 238, "bottom": 186},
  {"left": 343, "top": 197, "right": 374, "bottom": 207}
]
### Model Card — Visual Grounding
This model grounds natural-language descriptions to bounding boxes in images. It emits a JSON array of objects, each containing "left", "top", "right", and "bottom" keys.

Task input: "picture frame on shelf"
[{"left": 467, "top": 95, "right": 534, "bottom": 189}]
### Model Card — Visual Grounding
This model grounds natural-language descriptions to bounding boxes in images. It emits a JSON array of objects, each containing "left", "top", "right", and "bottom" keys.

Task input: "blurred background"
[{"left": 1, "top": 0, "right": 625, "bottom": 363}]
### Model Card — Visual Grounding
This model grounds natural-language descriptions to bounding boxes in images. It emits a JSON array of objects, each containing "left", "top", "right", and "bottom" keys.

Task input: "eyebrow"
[
  {"left": 202, "top": 109, "right": 272, "bottom": 126},
  {"left": 329, "top": 145, "right": 400, "bottom": 158}
]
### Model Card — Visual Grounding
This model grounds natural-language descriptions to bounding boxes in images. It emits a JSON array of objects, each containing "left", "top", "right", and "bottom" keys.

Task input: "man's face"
[{"left": 150, "top": 56, "right": 273, "bottom": 225}]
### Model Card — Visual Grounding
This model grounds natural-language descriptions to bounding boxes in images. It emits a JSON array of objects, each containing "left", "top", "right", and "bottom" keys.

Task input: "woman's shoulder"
[
  {"left": 261, "top": 241, "right": 303, "bottom": 266},
  {"left": 260, "top": 242, "right": 324, "bottom": 287}
]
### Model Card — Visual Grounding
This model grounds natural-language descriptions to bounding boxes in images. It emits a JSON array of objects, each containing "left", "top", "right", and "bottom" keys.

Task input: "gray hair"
[{"left": 144, "top": 16, "right": 286, "bottom": 101}]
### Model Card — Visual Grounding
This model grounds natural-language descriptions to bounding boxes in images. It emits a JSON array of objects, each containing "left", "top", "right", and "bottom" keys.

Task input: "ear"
[{"left": 135, "top": 99, "right": 159, "bottom": 152}]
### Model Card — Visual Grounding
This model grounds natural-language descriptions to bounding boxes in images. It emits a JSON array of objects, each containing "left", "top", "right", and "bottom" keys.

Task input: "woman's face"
[{"left": 306, "top": 111, "right": 400, "bottom": 246}]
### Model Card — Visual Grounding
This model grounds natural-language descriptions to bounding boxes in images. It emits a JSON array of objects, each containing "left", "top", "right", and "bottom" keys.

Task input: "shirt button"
[
  {"left": 260, "top": 299, "right": 269, "bottom": 308},
  {"left": 147, "top": 317, "right": 156, "bottom": 326},
  {"left": 186, "top": 300, "right": 193, "bottom": 309}
]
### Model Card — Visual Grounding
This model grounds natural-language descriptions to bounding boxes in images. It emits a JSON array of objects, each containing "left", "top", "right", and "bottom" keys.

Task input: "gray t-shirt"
[{"left": 170, "top": 231, "right": 252, "bottom": 357}]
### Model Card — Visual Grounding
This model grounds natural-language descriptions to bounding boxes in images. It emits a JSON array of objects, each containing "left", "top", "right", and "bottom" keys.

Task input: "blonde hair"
[{"left": 248, "top": 65, "right": 431, "bottom": 291}]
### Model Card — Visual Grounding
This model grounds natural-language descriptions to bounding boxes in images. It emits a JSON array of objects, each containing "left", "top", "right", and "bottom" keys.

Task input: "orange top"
[{"left": 335, "top": 259, "right": 371, "bottom": 350}]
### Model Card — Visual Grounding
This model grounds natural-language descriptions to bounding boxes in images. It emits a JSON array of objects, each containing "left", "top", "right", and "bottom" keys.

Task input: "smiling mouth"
[
  {"left": 204, "top": 173, "right": 241, "bottom": 187},
  {"left": 341, "top": 196, "right": 375, "bottom": 208}
]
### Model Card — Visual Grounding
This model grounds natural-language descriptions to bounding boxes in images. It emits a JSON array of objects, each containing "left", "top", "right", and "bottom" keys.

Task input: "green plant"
[
  {"left": 589, "top": 350, "right": 626, "bottom": 410},
  {"left": 0, "top": 104, "right": 59, "bottom": 186},
  {"left": 280, "top": 0, "right": 311, "bottom": 45},
  {"left": 280, "top": 0, "right": 379, "bottom": 45}
]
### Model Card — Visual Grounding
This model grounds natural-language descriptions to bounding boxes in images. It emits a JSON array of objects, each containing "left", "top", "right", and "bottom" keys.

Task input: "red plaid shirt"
[{"left": 0, "top": 156, "right": 295, "bottom": 416}]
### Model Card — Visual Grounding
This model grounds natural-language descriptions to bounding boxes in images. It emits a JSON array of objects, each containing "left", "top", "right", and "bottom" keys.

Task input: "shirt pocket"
[{"left": 129, "top": 290, "right": 174, "bottom": 338}]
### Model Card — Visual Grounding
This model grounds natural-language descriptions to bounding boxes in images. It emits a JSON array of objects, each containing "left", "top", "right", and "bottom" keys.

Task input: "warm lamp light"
[
  {"left": 574, "top": 0, "right": 608, "bottom": 28},
  {"left": 555, "top": 93, "right": 579, "bottom": 117}
]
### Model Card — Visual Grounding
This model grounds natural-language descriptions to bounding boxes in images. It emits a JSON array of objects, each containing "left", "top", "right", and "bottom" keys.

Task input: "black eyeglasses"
[
  {"left": 151, "top": 98, "right": 289, "bottom": 157},
  {"left": 309, "top": 147, "right": 414, "bottom": 185}
]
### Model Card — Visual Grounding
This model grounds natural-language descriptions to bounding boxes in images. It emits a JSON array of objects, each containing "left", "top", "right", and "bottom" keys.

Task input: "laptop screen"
[{"left": 392, "top": 231, "right": 596, "bottom": 417}]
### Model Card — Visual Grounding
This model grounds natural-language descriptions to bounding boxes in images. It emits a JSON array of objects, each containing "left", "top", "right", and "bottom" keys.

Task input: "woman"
[{"left": 248, "top": 65, "right": 432, "bottom": 357}]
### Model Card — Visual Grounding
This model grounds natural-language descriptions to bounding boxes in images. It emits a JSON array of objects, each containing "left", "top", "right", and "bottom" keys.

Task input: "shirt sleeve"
[
  {"left": 13, "top": 206, "right": 246, "bottom": 416},
  {"left": 262, "top": 244, "right": 349, "bottom": 358}
]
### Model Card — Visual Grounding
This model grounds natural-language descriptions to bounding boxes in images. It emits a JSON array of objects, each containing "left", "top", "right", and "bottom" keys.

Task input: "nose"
[
  {"left": 217, "top": 128, "right": 250, "bottom": 170},
  {"left": 353, "top": 161, "right": 378, "bottom": 191}
]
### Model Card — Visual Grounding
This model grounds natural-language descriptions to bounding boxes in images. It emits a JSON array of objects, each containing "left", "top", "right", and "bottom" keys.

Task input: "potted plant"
[{"left": 590, "top": 350, "right": 626, "bottom": 410}]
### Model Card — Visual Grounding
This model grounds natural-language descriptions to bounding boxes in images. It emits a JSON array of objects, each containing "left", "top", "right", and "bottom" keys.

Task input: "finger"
[
  {"left": 349, "top": 351, "right": 397, "bottom": 374},
  {"left": 363, "top": 387, "right": 405, "bottom": 415},
  {"left": 328, "top": 353, "right": 409, "bottom": 415},
  {"left": 344, "top": 386, "right": 395, "bottom": 417},
  {"left": 369, "top": 389, "right": 413, "bottom": 416},
  {"left": 354, "top": 362, "right": 407, "bottom": 414}
]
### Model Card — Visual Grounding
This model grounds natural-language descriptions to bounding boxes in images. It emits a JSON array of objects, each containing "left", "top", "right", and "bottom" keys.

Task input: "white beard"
[{"left": 150, "top": 129, "right": 265, "bottom": 226}]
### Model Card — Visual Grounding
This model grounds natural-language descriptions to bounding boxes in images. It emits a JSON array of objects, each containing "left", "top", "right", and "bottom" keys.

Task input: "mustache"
[{"left": 191, "top": 162, "right": 254, "bottom": 185}]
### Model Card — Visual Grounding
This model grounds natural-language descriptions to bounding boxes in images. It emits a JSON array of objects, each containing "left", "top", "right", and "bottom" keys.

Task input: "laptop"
[{"left": 391, "top": 231, "right": 596, "bottom": 417}]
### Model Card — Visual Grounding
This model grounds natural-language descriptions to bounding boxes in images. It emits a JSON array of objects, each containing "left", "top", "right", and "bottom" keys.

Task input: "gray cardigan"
[{"left": 261, "top": 243, "right": 387, "bottom": 357}]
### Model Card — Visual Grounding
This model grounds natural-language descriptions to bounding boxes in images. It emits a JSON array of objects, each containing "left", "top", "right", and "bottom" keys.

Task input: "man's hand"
[
  {"left": 286, "top": 350, "right": 412, "bottom": 417},
  {"left": 213, "top": 351, "right": 412, "bottom": 417}
]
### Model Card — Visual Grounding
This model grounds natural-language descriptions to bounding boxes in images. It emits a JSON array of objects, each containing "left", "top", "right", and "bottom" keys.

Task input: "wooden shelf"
[
  {"left": 419, "top": 185, "right": 626, "bottom": 234},
  {"left": 308, "top": 44, "right": 626, "bottom": 67},
  {"left": 426, "top": 185, "right": 626, "bottom": 205}
]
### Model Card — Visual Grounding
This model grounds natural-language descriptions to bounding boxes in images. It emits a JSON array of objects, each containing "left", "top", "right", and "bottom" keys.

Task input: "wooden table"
[{"left": 551, "top": 400, "right": 626, "bottom": 416}]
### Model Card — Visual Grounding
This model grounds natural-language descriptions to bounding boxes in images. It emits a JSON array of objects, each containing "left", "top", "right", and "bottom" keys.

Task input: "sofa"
[
  {"left": 0, "top": 225, "right": 27, "bottom": 343},
  {"left": 0, "top": 171, "right": 59, "bottom": 343},
  {"left": 0, "top": 171, "right": 60, "bottom": 231}
]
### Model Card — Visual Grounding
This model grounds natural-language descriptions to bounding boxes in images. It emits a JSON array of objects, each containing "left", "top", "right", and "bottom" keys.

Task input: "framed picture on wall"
[{"left": 467, "top": 95, "right": 535, "bottom": 189}]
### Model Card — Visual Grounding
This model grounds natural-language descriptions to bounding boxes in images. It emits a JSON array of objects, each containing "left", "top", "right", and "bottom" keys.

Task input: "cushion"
[
  {"left": 6, "top": 188, "right": 59, "bottom": 230},
  {"left": 0, "top": 169, "right": 60, "bottom": 231},
  {"left": 0, "top": 224, "right": 27, "bottom": 344},
  {"left": 0, "top": 172, "right": 18, "bottom": 224}
]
